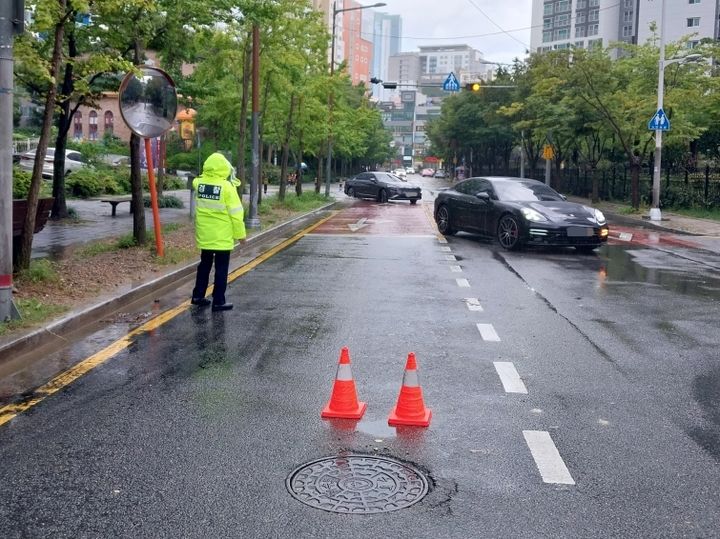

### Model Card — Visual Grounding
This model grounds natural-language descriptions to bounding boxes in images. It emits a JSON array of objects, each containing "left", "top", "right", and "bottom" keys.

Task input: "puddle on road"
[{"left": 601, "top": 245, "right": 720, "bottom": 300}]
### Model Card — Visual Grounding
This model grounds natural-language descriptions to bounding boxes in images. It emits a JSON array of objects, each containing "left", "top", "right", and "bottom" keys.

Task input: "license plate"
[
  {"left": 567, "top": 226, "right": 593, "bottom": 237},
  {"left": 405, "top": 191, "right": 418, "bottom": 197}
]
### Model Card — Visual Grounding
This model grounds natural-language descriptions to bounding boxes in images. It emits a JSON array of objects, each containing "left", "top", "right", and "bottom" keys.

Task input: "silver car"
[{"left": 19, "top": 148, "right": 87, "bottom": 179}]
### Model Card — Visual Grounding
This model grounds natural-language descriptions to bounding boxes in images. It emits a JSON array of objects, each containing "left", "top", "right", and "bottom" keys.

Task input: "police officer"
[{"left": 190, "top": 153, "right": 246, "bottom": 311}]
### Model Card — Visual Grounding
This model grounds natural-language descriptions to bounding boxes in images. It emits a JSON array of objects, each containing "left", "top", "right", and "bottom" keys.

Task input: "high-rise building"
[
  {"left": 363, "top": 11, "right": 402, "bottom": 99},
  {"left": 342, "top": 0, "right": 373, "bottom": 86},
  {"left": 417, "top": 45, "right": 488, "bottom": 87},
  {"left": 530, "top": 0, "right": 719, "bottom": 55}
]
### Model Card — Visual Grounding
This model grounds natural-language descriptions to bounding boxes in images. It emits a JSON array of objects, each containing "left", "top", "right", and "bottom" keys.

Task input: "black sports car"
[
  {"left": 345, "top": 171, "right": 422, "bottom": 204},
  {"left": 433, "top": 177, "right": 609, "bottom": 252}
]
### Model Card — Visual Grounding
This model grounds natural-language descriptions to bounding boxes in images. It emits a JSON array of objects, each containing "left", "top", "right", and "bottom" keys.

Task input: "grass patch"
[
  {"left": 154, "top": 246, "right": 197, "bottom": 265},
  {"left": 77, "top": 241, "right": 118, "bottom": 257},
  {"left": 16, "top": 259, "right": 58, "bottom": 284},
  {"left": 116, "top": 233, "right": 137, "bottom": 249},
  {"left": 668, "top": 207, "right": 720, "bottom": 221},
  {"left": 0, "top": 298, "right": 67, "bottom": 336},
  {"left": 257, "top": 192, "right": 330, "bottom": 228}
]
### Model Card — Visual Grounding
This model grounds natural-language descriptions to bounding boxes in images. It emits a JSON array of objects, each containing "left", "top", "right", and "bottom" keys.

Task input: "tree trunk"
[
  {"left": 51, "top": 20, "right": 77, "bottom": 220},
  {"left": 591, "top": 166, "right": 599, "bottom": 203},
  {"left": 630, "top": 154, "right": 641, "bottom": 210},
  {"left": 278, "top": 94, "right": 296, "bottom": 201},
  {"left": 316, "top": 157, "right": 323, "bottom": 193},
  {"left": 236, "top": 37, "right": 251, "bottom": 184},
  {"left": 130, "top": 134, "right": 146, "bottom": 245},
  {"left": 17, "top": 0, "right": 67, "bottom": 271}
]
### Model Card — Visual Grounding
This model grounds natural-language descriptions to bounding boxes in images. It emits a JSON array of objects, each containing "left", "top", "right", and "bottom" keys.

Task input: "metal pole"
[
  {"left": 144, "top": 138, "right": 164, "bottom": 257},
  {"left": 247, "top": 24, "right": 261, "bottom": 228},
  {"left": 0, "top": 3, "right": 17, "bottom": 321},
  {"left": 325, "top": 2, "right": 337, "bottom": 197},
  {"left": 650, "top": 0, "right": 666, "bottom": 221}
]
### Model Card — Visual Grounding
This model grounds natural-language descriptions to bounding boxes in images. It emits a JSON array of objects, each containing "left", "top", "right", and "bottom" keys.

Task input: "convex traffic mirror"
[{"left": 118, "top": 66, "right": 177, "bottom": 139}]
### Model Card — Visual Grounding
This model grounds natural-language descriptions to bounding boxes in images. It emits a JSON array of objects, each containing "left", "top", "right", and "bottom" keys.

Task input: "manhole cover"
[{"left": 286, "top": 454, "right": 429, "bottom": 514}]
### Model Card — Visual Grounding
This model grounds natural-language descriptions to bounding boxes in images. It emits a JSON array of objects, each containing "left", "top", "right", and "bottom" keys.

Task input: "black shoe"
[
  {"left": 212, "top": 303, "right": 234, "bottom": 312},
  {"left": 191, "top": 297, "right": 211, "bottom": 306}
]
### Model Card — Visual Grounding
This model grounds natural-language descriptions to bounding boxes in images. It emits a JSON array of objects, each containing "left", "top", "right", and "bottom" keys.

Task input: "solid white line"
[
  {"left": 476, "top": 323, "right": 500, "bottom": 341},
  {"left": 523, "top": 430, "right": 575, "bottom": 485},
  {"left": 444, "top": 254, "right": 457, "bottom": 261},
  {"left": 450, "top": 265, "right": 462, "bottom": 273},
  {"left": 493, "top": 362, "right": 528, "bottom": 394},
  {"left": 464, "top": 298, "right": 483, "bottom": 311},
  {"left": 456, "top": 278, "right": 470, "bottom": 288}
]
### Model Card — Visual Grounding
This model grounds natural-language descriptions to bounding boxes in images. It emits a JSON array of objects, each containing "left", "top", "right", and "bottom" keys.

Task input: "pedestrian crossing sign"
[
  {"left": 443, "top": 72, "right": 460, "bottom": 92},
  {"left": 648, "top": 108, "right": 670, "bottom": 131}
]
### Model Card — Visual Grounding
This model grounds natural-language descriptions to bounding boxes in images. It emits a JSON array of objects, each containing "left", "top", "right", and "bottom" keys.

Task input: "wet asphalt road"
[{"left": 2, "top": 176, "right": 720, "bottom": 538}]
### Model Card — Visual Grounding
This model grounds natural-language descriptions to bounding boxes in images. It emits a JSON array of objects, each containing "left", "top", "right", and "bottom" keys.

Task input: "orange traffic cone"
[
  {"left": 388, "top": 352, "right": 431, "bottom": 427},
  {"left": 321, "top": 347, "right": 367, "bottom": 420}
]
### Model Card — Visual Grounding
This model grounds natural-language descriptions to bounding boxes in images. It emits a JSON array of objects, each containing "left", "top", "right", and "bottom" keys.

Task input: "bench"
[
  {"left": 99, "top": 196, "right": 133, "bottom": 216},
  {"left": 12, "top": 198, "right": 54, "bottom": 267}
]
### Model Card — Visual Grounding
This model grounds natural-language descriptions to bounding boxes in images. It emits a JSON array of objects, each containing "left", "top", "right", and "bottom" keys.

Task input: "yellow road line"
[{"left": 0, "top": 212, "right": 336, "bottom": 428}]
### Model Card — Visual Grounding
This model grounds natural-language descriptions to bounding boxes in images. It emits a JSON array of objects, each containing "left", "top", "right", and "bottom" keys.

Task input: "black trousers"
[{"left": 192, "top": 249, "right": 231, "bottom": 305}]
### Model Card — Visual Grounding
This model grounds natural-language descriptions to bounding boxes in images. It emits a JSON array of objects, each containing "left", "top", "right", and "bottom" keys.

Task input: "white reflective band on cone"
[
  {"left": 336, "top": 363, "right": 354, "bottom": 381},
  {"left": 402, "top": 369, "right": 419, "bottom": 387}
]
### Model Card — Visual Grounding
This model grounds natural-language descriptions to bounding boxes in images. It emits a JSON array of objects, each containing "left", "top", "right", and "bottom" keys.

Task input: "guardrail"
[{"left": 12, "top": 138, "right": 40, "bottom": 154}]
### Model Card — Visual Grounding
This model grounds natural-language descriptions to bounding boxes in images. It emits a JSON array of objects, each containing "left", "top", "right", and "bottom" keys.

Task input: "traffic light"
[{"left": 464, "top": 82, "right": 482, "bottom": 92}]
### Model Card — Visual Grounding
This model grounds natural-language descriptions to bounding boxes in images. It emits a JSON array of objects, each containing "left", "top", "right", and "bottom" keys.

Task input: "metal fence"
[
  {"left": 12, "top": 138, "right": 39, "bottom": 154},
  {"left": 509, "top": 164, "right": 720, "bottom": 207}
]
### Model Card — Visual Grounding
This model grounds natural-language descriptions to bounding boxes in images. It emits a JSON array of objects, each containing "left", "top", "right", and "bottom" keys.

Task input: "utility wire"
[{"left": 463, "top": 0, "right": 530, "bottom": 49}]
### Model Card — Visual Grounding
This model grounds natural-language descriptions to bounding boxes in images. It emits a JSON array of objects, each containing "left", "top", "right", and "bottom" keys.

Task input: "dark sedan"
[
  {"left": 345, "top": 171, "right": 422, "bottom": 205},
  {"left": 433, "top": 176, "right": 609, "bottom": 252}
]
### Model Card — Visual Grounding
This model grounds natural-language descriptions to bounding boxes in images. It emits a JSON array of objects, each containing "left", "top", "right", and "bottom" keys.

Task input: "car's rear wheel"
[
  {"left": 347, "top": 187, "right": 355, "bottom": 198},
  {"left": 436, "top": 205, "right": 456, "bottom": 235},
  {"left": 497, "top": 214, "right": 522, "bottom": 250},
  {"left": 410, "top": 199, "right": 417, "bottom": 205},
  {"left": 378, "top": 189, "right": 388, "bottom": 203}
]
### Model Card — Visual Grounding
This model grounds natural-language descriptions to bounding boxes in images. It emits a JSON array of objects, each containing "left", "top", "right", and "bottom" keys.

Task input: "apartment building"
[{"left": 531, "top": 0, "right": 720, "bottom": 54}]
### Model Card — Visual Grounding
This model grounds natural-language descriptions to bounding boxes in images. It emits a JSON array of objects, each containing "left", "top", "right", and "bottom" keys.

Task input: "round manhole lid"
[{"left": 286, "top": 454, "right": 429, "bottom": 514}]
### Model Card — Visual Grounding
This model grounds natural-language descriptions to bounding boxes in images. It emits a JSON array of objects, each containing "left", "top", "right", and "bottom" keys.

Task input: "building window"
[
  {"left": 588, "top": 24, "right": 599, "bottom": 36},
  {"left": 589, "top": 0, "right": 599, "bottom": 6},
  {"left": 544, "top": 17, "right": 552, "bottom": 29},
  {"left": 688, "top": 0, "right": 700, "bottom": 4},
  {"left": 588, "top": 38, "right": 603, "bottom": 49},
  {"left": 556, "top": 14, "right": 570, "bottom": 26},
  {"left": 589, "top": 9, "right": 599, "bottom": 21},
  {"left": 543, "top": 2, "right": 553, "bottom": 15},
  {"left": 574, "top": 41, "right": 585, "bottom": 48},
  {"left": 688, "top": 40, "right": 700, "bottom": 48},
  {"left": 575, "top": 26, "right": 587, "bottom": 37},
  {"left": 543, "top": 30, "right": 553, "bottom": 42},
  {"left": 577, "top": 0, "right": 587, "bottom": 7},
  {"left": 687, "top": 17, "right": 700, "bottom": 27},
  {"left": 622, "top": 25, "right": 633, "bottom": 37},
  {"left": 576, "top": 13, "right": 586, "bottom": 24},
  {"left": 556, "top": 1, "right": 570, "bottom": 12},
  {"left": 73, "top": 112, "right": 82, "bottom": 140},
  {"left": 88, "top": 110, "right": 98, "bottom": 141},
  {"left": 624, "top": 10, "right": 633, "bottom": 22},
  {"left": 555, "top": 28, "right": 570, "bottom": 40},
  {"left": 624, "top": 0, "right": 634, "bottom": 6}
]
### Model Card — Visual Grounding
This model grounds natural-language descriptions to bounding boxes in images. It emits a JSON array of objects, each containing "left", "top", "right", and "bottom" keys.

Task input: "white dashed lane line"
[
  {"left": 493, "top": 362, "right": 528, "bottom": 394},
  {"left": 464, "top": 298, "right": 483, "bottom": 311},
  {"left": 476, "top": 323, "right": 500, "bottom": 341},
  {"left": 456, "top": 278, "right": 470, "bottom": 288},
  {"left": 437, "top": 237, "right": 448, "bottom": 244},
  {"left": 440, "top": 246, "right": 452, "bottom": 252},
  {"left": 444, "top": 255, "right": 457, "bottom": 261},
  {"left": 450, "top": 265, "right": 462, "bottom": 273},
  {"left": 523, "top": 430, "right": 575, "bottom": 485}
]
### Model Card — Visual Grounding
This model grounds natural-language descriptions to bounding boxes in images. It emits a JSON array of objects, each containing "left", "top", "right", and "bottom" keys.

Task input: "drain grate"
[{"left": 286, "top": 454, "right": 429, "bottom": 514}]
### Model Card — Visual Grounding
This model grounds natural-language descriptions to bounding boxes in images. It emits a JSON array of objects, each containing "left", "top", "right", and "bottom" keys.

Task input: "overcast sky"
[{"left": 377, "top": 0, "right": 534, "bottom": 65}]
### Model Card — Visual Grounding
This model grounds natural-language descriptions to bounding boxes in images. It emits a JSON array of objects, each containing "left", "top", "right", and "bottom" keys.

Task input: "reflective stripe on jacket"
[{"left": 193, "top": 153, "right": 247, "bottom": 250}]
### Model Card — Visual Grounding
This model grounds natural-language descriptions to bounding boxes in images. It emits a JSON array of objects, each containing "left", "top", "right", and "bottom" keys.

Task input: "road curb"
[{"left": 1, "top": 202, "right": 337, "bottom": 366}]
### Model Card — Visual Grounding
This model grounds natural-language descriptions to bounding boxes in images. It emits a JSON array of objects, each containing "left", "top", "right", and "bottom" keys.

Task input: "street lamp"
[
  {"left": 650, "top": 0, "right": 702, "bottom": 221},
  {"left": 325, "top": 1, "right": 386, "bottom": 196}
]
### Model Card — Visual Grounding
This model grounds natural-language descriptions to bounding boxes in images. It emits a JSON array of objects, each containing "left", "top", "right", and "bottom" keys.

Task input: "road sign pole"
[{"left": 650, "top": 0, "right": 667, "bottom": 222}]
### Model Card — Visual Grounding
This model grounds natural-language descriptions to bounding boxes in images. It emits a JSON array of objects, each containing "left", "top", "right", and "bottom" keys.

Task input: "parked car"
[
  {"left": 345, "top": 171, "right": 422, "bottom": 204},
  {"left": 405, "top": 166, "right": 415, "bottom": 175},
  {"left": 19, "top": 147, "right": 87, "bottom": 179},
  {"left": 421, "top": 168, "right": 435, "bottom": 177},
  {"left": 433, "top": 176, "right": 609, "bottom": 252},
  {"left": 433, "top": 169, "right": 447, "bottom": 178},
  {"left": 393, "top": 168, "right": 407, "bottom": 178}
]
